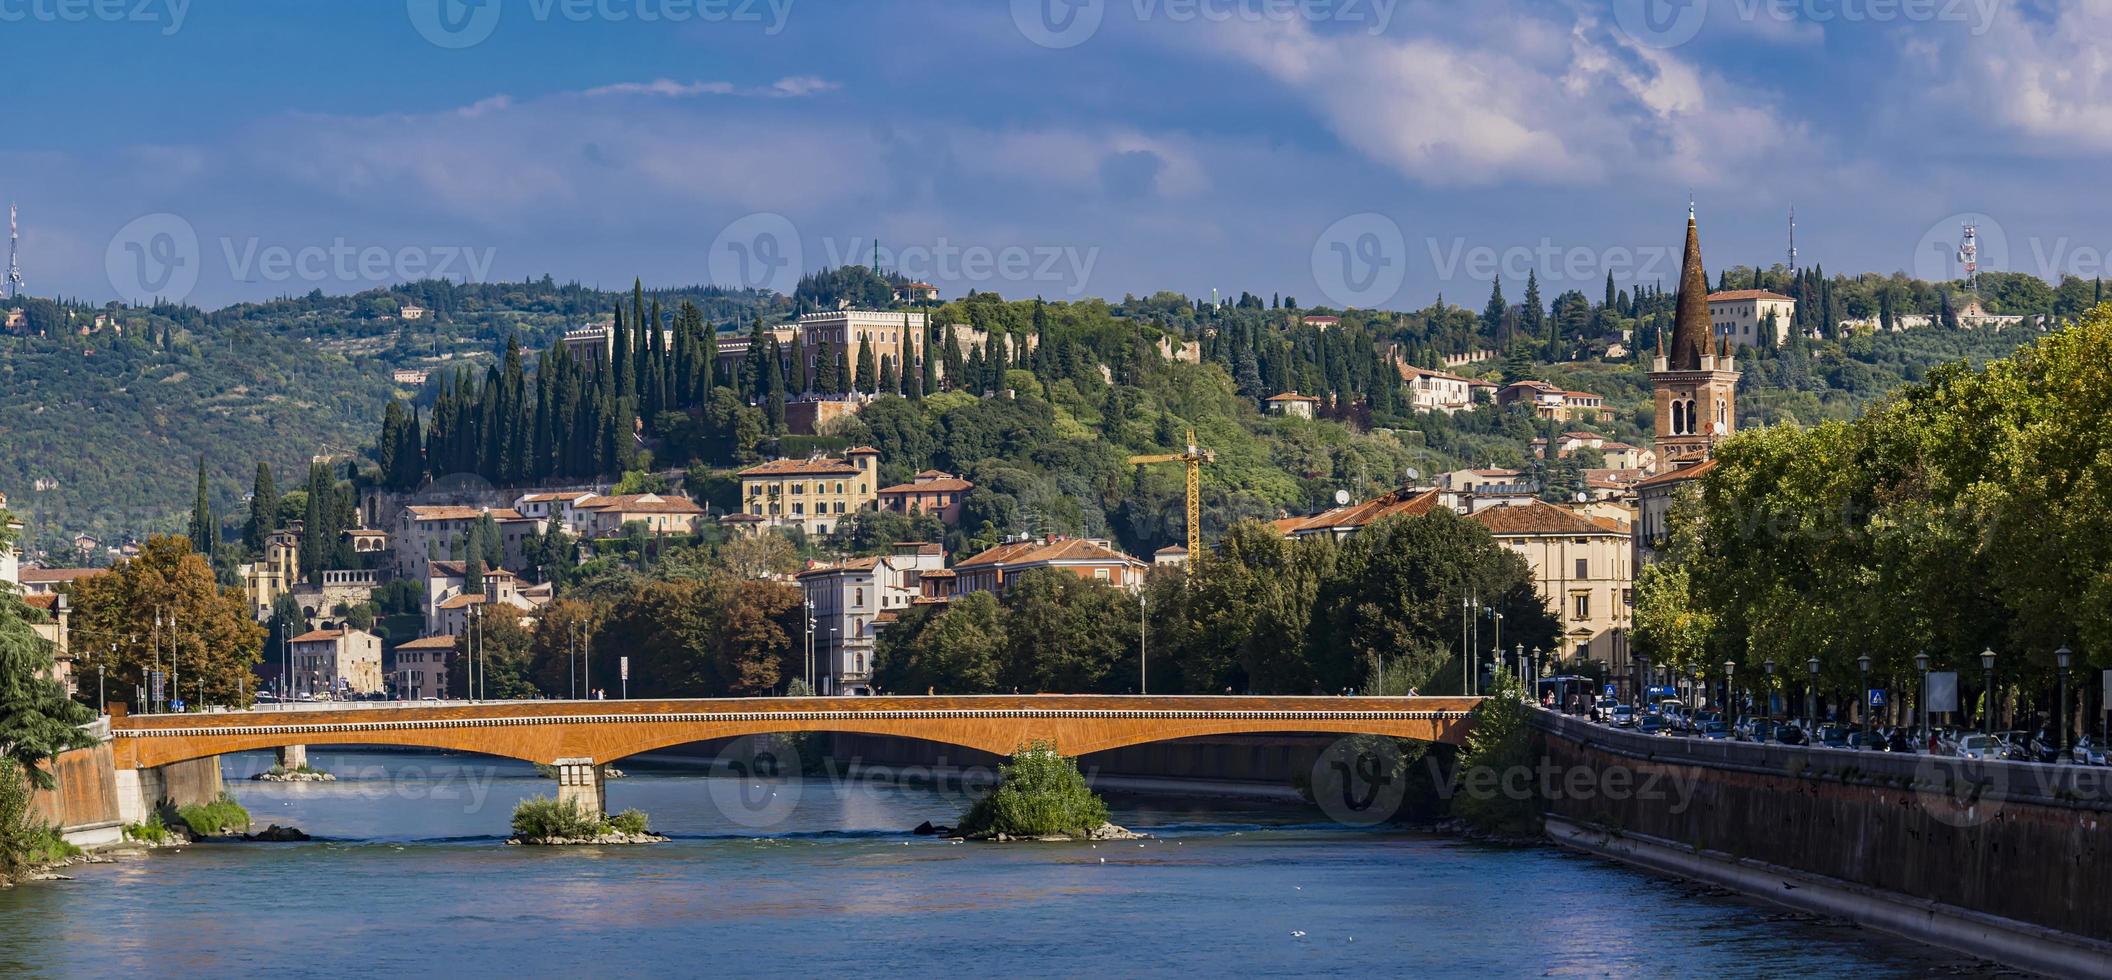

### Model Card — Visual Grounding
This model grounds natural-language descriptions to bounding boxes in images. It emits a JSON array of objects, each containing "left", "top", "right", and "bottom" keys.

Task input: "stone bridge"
[{"left": 112, "top": 695, "right": 1479, "bottom": 815}]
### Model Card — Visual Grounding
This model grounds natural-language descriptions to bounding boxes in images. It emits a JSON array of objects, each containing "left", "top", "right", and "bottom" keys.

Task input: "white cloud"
[
  {"left": 1910, "top": 1, "right": 2112, "bottom": 150},
  {"left": 581, "top": 76, "right": 838, "bottom": 99}
]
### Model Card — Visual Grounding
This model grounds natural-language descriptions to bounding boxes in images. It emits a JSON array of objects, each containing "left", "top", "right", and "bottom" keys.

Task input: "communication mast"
[
  {"left": 1786, "top": 204, "right": 1797, "bottom": 270},
  {"left": 5, "top": 203, "right": 21, "bottom": 301},
  {"left": 1957, "top": 223, "right": 1979, "bottom": 287}
]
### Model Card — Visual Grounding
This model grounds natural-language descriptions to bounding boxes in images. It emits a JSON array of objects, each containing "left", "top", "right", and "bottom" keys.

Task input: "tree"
[
  {"left": 594, "top": 577, "right": 801, "bottom": 698},
  {"left": 0, "top": 515, "right": 94, "bottom": 787},
  {"left": 187, "top": 457, "right": 217, "bottom": 555},
  {"left": 451, "top": 605, "right": 537, "bottom": 700},
  {"left": 998, "top": 569, "right": 1139, "bottom": 693},
  {"left": 855, "top": 333, "right": 878, "bottom": 394},
  {"left": 68, "top": 536, "right": 265, "bottom": 712},
  {"left": 876, "top": 591, "right": 1008, "bottom": 694},
  {"left": 242, "top": 462, "right": 279, "bottom": 555},
  {"left": 715, "top": 532, "right": 800, "bottom": 580}
]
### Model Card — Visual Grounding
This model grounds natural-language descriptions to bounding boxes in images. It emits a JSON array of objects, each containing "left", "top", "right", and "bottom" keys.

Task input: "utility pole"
[
  {"left": 6, "top": 202, "right": 22, "bottom": 301},
  {"left": 1139, "top": 592, "right": 1148, "bottom": 695}
]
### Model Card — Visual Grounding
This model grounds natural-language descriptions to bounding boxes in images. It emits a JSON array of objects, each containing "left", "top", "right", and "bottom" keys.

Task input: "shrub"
[
  {"left": 0, "top": 761, "right": 80, "bottom": 880},
  {"left": 606, "top": 809, "right": 650, "bottom": 836},
  {"left": 1451, "top": 673, "right": 1541, "bottom": 835},
  {"left": 125, "top": 812, "right": 174, "bottom": 844},
  {"left": 511, "top": 796, "right": 608, "bottom": 840},
  {"left": 176, "top": 793, "right": 252, "bottom": 837},
  {"left": 957, "top": 742, "right": 1110, "bottom": 838}
]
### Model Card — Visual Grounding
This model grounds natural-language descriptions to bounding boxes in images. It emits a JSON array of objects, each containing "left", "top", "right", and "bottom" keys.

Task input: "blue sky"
[{"left": 5, "top": 0, "right": 2107, "bottom": 309}]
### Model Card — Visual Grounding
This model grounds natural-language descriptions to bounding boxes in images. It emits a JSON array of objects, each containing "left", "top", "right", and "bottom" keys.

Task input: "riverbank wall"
[
  {"left": 26, "top": 724, "right": 223, "bottom": 848},
  {"left": 1531, "top": 709, "right": 2112, "bottom": 977},
  {"left": 822, "top": 733, "right": 1342, "bottom": 799}
]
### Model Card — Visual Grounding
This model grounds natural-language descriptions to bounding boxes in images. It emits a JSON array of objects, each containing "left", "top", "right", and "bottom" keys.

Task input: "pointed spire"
[{"left": 1668, "top": 205, "right": 1712, "bottom": 371}]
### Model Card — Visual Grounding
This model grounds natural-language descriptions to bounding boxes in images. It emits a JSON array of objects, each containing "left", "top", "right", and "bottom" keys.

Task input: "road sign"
[
  {"left": 1868, "top": 689, "right": 1887, "bottom": 709},
  {"left": 1929, "top": 672, "right": 1959, "bottom": 713},
  {"left": 620, "top": 657, "right": 630, "bottom": 681},
  {"left": 1604, "top": 684, "right": 1616, "bottom": 697}
]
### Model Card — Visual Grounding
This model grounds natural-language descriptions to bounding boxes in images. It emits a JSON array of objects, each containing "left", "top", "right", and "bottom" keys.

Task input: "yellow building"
[
  {"left": 734, "top": 447, "right": 882, "bottom": 536},
  {"left": 239, "top": 528, "right": 301, "bottom": 620}
]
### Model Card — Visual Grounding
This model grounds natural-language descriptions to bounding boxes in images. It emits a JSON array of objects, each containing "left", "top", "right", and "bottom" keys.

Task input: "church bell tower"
[{"left": 1650, "top": 206, "right": 1740, "bottom": 466}]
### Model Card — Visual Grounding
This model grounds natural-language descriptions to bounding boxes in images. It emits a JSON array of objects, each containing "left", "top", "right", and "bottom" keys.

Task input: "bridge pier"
[
  {"left": 553, "top": 759, "right": 605, "bottom": 818},
  {"left": 276, "top": 745, "right": 308, "bottom": 771}
]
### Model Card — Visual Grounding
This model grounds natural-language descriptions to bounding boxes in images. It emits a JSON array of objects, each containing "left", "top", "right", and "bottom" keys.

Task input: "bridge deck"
[{"left": 110, "top": 695, "right": 1482, "bottom": 769}]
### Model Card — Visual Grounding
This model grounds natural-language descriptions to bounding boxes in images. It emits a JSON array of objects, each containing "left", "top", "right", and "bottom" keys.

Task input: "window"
[
  {"left": 791, "top": 483, "right": 805, "bottom": 496},
  {"left": 1575, "top": 557, "right": 1589, "bottom": 578},
  {"left": 1572, "top": 593, "right": 1590, "bottom": 620},
  {"left": 855, "top": 587, "right": 864, "bottom": 607},
  {"left": 792, "top": 503, "right": 805, "bottom": 515}
]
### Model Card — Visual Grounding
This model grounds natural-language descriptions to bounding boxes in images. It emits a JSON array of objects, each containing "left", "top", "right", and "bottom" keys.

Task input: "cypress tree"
[
  {"left": 833, "top": 344, "right": 851, "bottom": 396},
  {"left": 855, "top": 333, "right": 877, "bottom": 394},
  {"left": 243, "top": 462, "right": 278, "bottom": 554},
  {"left": 879, "top": 354, "right": 898, "bottom": 394},
  {"left": 815, "top": 338, "right": 839, "bottom": 394},
  {"left": 188, "top": 457, "right": 216, "bottom": 554},
  {"left": 791, "top": 334, "right": 810, "bottom": 395},
  {"left": 922, "top": 320, "right": 939, "bottom": 393}
]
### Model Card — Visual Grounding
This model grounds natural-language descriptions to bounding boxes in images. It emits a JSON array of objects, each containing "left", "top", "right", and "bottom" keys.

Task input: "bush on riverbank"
[
  {"left": 176, "top": 794, "right": 252, "bottom": 837},
  {"left": 513, "top": 796, "right": 607, "bottom": 840},
  {"left": 124, "top": 812, "right": 175, "bottom": 845},
  {"left": 0, "top": 760, "right": 79, "bottom": 881},
  {"left": 957, "top": 742, "right": 1110, "bottom": 839},
  {"left": 1450, "top": 674, "right": 1540, "bottom": 835}
]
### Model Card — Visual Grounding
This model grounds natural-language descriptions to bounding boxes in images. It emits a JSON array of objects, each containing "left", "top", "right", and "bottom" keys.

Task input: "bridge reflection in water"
[{"left": 113, "top": 695, "right": 1479, "bottom": 815}]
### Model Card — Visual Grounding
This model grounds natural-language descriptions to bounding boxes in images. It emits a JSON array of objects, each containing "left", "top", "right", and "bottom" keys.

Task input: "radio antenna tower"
[
  {"left": 5, "top": 203, "right": 22, "bottom": 301},
  {"left": 1957, "top": 222, "right": 1979, "bottom": 288},
  {"left": 1786, "top": 204, "right": 1797, "bottom": 270}
]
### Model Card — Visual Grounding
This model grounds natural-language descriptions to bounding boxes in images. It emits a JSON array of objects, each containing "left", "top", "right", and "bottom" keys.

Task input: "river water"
[{"left": 0, "top": 749, "right": 1987, "bottom": 978}]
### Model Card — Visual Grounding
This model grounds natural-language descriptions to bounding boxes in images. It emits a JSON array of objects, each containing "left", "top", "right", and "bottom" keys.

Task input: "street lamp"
[
  {"left": 1807, "top": 657, "right": 1821, "bottom": 724},
  {"left": 2057, "top": 644, "right": 2073, "bottom": 754},
  {"left": 1531, "top": 647, "right": 1543, "bottom": 704},
  {"left": 1636, "top": 655, "right": 1651, "bottom": 708},
  {"left": 1914, "top": 651, "right": 1931, "bottom": 745},
  {"left": 1515, "top": 643, "right": 1525, "bottom": 685},
  {"left": 1981, "top": 648, "right": 1998, "bottom": 734},
  {"left": 1724, "top": 660, "right": 1736, "bottom": 719},
  {"left": 1857, "top": 654, "right": 1873, "bottom": 733},
  {"left": 1139, "top": 591, "right": 1148, "bottom": 696},
  {"left": 1763, "top": 658, "right": 1776, "bottom": 717}
]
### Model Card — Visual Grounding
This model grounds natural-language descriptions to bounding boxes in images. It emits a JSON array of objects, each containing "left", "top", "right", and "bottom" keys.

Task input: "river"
[{"left": 0, "top": 748, "right": 1990, "bottom": 978}]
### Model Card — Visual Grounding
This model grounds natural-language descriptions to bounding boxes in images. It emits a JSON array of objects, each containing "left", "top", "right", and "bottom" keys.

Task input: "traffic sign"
[{"left": 1868, "top": 689, "right": 1887, "bottom": 708}]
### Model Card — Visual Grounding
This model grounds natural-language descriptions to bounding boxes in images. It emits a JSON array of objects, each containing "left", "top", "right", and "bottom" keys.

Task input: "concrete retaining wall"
[
  {"left": 1534, "top": 709, "right": 2112, "bottom": 955},
  {"left": 113, "top": 758, "right": 226, "bottom": 828},
  {"left": 28, "top": 741, "right": 122, "bottom": 842},
  {"left": 826, "top": 733, "right": 1345, "bottom": 787}
]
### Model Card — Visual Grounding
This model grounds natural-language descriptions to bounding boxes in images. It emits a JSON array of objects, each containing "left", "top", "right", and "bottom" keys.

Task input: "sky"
[{"left": 3, "top": 0, "right": 2108, "bottom": 311}]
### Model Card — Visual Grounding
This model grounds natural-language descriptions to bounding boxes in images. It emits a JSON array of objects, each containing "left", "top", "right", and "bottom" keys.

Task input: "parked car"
[
  {"left": 1695, "top": 720, "right": 1733, "bottom": 740},
  {"left": 1774, "top": 723, "right": 1808, "bottom": 746},
  {"left": 2072, "top": 736, "right": 2109, "bottom": 767},
  {"left": 1610, "top": 704, "right": 1636, "bottom": 728},
  {"left": 1739, "top": 718, "right": 1777, "bottom": 743},
  {"left": 1955, "top": 734, "right": 2005, "bottom": 760},
  {"left": 1636, "top": 715, "right": 1668, "bottom": 736},
  {"left": 1997, "top": 731, "right": 2039, "bottom": 762}
]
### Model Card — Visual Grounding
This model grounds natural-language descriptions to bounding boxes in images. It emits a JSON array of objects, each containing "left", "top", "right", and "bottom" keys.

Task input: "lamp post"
[
  {"left": 1763, "top": 658, "right": 1776, "bottom": 718},
  {"left": 2057, "top": 644, "right": 2073, "bottom": 754},
  {"left": 1914, "top": 651, "right": 1931, "bottom": 744},
  {"left": 1857, "top": 654, "right": 1873, "bottom": 734},
  {"left": 1807, "top": 657, "right": 1821, "bottom": 724},
  {"left": 1489, "top": 645, "right": 1499, "bottom": 698},
  {"left": 1724, "top": 660, "right": 1737, "bottom": 720},
  {"left": 1515, "top": 643, "right": 1525, "bottom": 685},
  {"left": 1139, "top": 592, "right": 1148, "bottom": 695},
  {"left": 1981, "top": 648, "right": 1997, "bottom": 734},
  {"left": 1531, "top": 647, "right": 1543, "bottom": 704}
]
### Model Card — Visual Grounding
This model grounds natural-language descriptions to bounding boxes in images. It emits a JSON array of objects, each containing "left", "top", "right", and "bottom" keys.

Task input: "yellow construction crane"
[{"left": 1127, "top": 429, "right": 1215, "bottom": 560}]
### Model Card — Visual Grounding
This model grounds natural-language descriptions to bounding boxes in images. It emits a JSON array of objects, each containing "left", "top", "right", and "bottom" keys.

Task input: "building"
[
  {"left": 399, "top": 304, "right": 428, "bottom": 321},
  {"left": 560, "top": 322, "right": 674, "bottom": 364},
  {"left": 1470, "top": 500, "right": 1634, "bottom": 681},
  {"left": 2, "top": 496, "right": 19, "bottom": 587},
  {"left": 1397, "top": 364, "right": 1491, "bottom": 413},
  {"left": 425, "top": 562, "right": 542, "bottom": 637},
  {"left": 876, "top": 471, "right": 974, "bottom": 525},
  {"left": 288, "top": 627, "right": 384, "bottom": 697},
  {"left": 23, "top": 592, "right": 73, "bottom": 694},
  {"left": 1497, "top": 381, "right": 1605, "bottom": 422},
  {"left": 568, "top": 493, "right": 706, "bottom": 539},
  {"left": 392, "top": 505, "right": 544, "bottom": 579},
  {"left": 795, "top": 310, "right": 929, "bottom": 392},
  {"left": 1302, "top": 315, "right": 1340, "bottom": 330},
  {"left": 1265, "top": 391, "right": 1322, "bottom": 419},
  {"left": 951, "top": 536, "right": 1148, "bottom": 596},
  {"left": 734, "top": 448, "right": 882, "bottom": 536},
  {"left": 391, "top": 368, "right": 431, "bottom": 386},
  {"left": 392, "top": 636, "right": 455, "bottom": 700},
  {"left": 511, "top": 491, "right": 602, "bottom": 530},
  {"left": 1707, "top": 289, "right": 1795, "bottom": 348},
  {"left": 784, "top": 397, "right": 865, "bottom": 437},
  {"left": 1636, "top": 208, "right": 1740, "bottom": 572},
  {"left": 1153, "top": 545, "right": 1189, "bottom": 566},
  {"left": 15, "top": 566, "right": 101, "bottom": 596},
  {"left": 895, "top": 281, "right": 940, "bottom": 303},
  {"left": 1650, "top": 208, "right": 1741, "bottom": 469},
  {"left": 797, "top": 543, "right": 947, "bottom": 695},
  {"left": 1598, "top": 442, "right": 1656, "bottom": 472}
]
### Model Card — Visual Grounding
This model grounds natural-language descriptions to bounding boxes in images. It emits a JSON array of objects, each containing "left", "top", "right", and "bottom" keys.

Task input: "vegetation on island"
[
  {"left": 174, "top": 794, "right": 252, "bottom": 837},
  {"left": 956, "top": 742, "right": 1111, "bottom": 840},
  {"left": 509, "top": 796, "right": 652, "bottom": 841},
  {"left": 1448, "top": 674, "right": 1539, "bottom": 835},
  {"left": 1634, "top": 303, "right": 2112, "bottom": 718}
]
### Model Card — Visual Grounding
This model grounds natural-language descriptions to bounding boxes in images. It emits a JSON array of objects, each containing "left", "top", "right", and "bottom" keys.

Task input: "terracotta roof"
[
  {"left": 23, "top": 594, "right": 57, "bottom": 612},
  {"left": 954, "top": 537, "right": 1145, "bottom": 570},
  {"left": 796, "top": 556, "right": 883, "bottom": 579},
  {"left": 291, "top": 628, "right": 350, "bottom": 643},
  {"left": 920, "top": 568, "right": 956, "bottom": 578},
  {"left": 1468, "top": 500, "right": 1623, "bottom": 537},
  {"left": 427, "top": 561, "right": 515, "bottom": 579},
  {"left": 1154, "top": 545, "right": 1189, "bottom": 555},
  {"left": 577, "top": 493, "right": 704, "bottom": 515},
  {"left": 879, "top": 478, "right": 972, "bottom": 494},
  {"left": 913, "top": 470, "right": 952, "bottom": 480},
  {"left": 1398, "top": 364, "right": 1473, "bottom": 383},
  {"left": 717, "top": 513, "right": 768, "bottom": 524},
  {"left": 1635, "top": 457, "right": 1720, "bottom": 490},
  {"left": 436, "top": 595, "right": 489, "bottom": 610},
  {"left": 394, "top": 636, "right": 458, "bottom": 650},
  {"left": 18, "top": 567, "right": 100, "bottom": 584},
  {"left": 739, "top": 457, "right": 862, "bottom": 477},
  {"left": 845, "top": 446, "right": 882, "bottom": 456},
  {"left": 1708, "top": 289, "right": 1795, "bottom": 302},
  {"left": 1275, "top": 488, "right": 1443, "bottom": 537},
  {"left": 1266, "top": 391, "right": 1322, "bottom": 402}
]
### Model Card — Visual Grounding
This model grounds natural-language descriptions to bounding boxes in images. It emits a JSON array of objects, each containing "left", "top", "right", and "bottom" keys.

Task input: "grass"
[
  {"left": 175, "top": 793, "right": 252, "bottom": 837},
  {"left": 511, "top": 797, "right": 654, "bottom": 840},
  {"left": 261, "top": 765, "right": 328, "bottom": 777},
  {"left": 124, "top": 812, "right": 175, "bottom": 844},
  {"left": 957, "top": 742, "right": 1110, "bottom": 839}
]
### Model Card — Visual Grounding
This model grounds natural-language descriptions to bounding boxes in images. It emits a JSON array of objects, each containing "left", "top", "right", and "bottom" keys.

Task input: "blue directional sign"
[{"left": 1868, "top": 689, "right": 1887, "bottom": 709}]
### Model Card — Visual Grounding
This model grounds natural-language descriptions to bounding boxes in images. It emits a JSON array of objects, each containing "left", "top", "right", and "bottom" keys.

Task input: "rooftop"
[
  {"left": 1708, "top": 289, "right": 1796, "bottom": 303},
  {"left": 955, "top": 537, "right": 1145, "bottom": 570}
]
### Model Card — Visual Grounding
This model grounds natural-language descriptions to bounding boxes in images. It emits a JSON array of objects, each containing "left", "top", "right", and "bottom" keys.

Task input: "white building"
[
  {"left": 1707, "top": 290, "right": 1796, "bottom": 348},
  {"left": 289, "top": 627, "right": 384, "bottom": 697},
  {"left": 392, "top": 636, "right": 455, "bottom": 700},
  {"left": 1397, "top": 364, "right": 1492, "bottom": 413},
  {"left": 796, "top": 543, "right": 947, "bottom": 695},
  {"left": 392, "top": 505, "right": 545, "bottom": 579}
]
